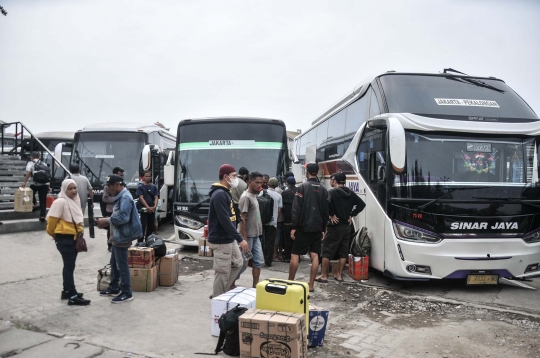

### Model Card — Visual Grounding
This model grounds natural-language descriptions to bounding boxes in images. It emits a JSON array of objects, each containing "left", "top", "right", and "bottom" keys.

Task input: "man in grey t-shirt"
[
  {"left": 69, "top": 164, "right": 94, "bottom": 214},
  {"left": 237, "top": 171, "right": 265, "bottom": 288}
]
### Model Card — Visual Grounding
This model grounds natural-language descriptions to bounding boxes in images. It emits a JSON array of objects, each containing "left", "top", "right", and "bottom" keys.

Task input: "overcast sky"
[{"left": 1, "top": 0, "right": 539, "bottom": 136}]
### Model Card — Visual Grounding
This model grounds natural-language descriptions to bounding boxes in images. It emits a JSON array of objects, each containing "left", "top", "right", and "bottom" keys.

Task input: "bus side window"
[
  {"left": 358, "top": 127, "right": 386, "bottom": 203},
  {"left": 369, "top": 87, "right": 381, "bottom": 118}
]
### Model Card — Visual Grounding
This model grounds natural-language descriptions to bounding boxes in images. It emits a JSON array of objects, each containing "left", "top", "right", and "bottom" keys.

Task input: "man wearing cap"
[
  {"left": 207, "top": 164, "right": 249, "bottom": 298},
  {"left": 281, "top": 176, "right": 297, "bottom": 262},
  {"left": 96, "top": 174, "right": 143, "bottom": 304},
  {"left": 288, "top": 162, "right": 328, "bottom": 292},
  {"left": 316, "top": 172, "right": 365, "bottom": 283},
  {"left": 260, "top": 177, "right": 282, "bottom": 265}
]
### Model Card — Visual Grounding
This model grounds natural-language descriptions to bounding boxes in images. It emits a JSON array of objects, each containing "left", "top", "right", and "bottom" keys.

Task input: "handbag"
[{"left": 69, "top": 207, "right": 88, "bottom": 253}]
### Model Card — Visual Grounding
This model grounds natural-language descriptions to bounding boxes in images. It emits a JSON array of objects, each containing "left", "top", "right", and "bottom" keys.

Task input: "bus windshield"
[
  {"left": 176, "top": 122, "right": 285, "bottom": 203},
  {"left": 393, "top": 131, "right": 539, "bottom": 200},
  {"left": 73, "top": 132, "right": 146, "bottom": 187},
  {"left": 380, "top": 74, "right": 538, "bottom": 121}
]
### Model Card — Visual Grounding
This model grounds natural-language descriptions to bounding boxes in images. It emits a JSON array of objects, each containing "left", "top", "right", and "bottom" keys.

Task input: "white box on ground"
[{"left": 210, "top": 287, "right": 256, "bottom": 336}]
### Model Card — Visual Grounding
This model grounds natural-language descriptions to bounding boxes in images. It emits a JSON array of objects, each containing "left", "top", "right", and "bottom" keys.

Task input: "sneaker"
[
  {"left": 111, "top": 292, "right": 133, "bottom": 304},
  {"left": 68, "top": 296, "right": 91, "bottom": 306},
  {"left": 61, "top": 291, "right": 83, "bottom": 300},
  {"left": 100, "top": 288, "right": 120, "bottom": 296}
]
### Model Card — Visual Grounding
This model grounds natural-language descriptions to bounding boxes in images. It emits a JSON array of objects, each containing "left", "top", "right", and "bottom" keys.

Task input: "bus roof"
[
  {"left": 79, "top": 122, "right": 171, "bottom": 134},
  {"left": 309, "top": 71, "right": 504, "bottom": 127},
  {"left": 35, "top": 131, "right": 75, "bottom": 141},
  {"left": 178, "top": 117, "right": 286, "bottom": 127}
]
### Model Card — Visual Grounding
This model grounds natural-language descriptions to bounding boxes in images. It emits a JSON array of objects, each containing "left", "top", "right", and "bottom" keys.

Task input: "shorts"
[
  {"left": 291, "top": 230, "right": 322, "bottom": 256},
  {"left": 321, "top": 225, "right": 351, "bottom": 259}
]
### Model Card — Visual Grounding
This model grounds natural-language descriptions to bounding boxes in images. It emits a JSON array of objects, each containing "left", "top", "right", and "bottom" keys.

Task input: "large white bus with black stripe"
[{"left": 293, "top": 70, "right": 540, "bottom": 284}]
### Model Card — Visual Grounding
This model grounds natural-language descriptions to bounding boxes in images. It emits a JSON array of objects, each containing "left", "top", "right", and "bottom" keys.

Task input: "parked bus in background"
[
  {"left": 173, "top": 117, "right": 289, "bottom": 247},
  {"left": 293, "top": 70, "right": 540, "bottom": 284},
  {"left": 58, "top": 123, "right": 176, "bottom": 218},
  {"left": 35, "top": 132, "right": 74, "bottom": 193}
]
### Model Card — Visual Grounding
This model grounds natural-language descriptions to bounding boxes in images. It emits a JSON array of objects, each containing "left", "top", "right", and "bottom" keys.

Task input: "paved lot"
[{"left": 1, "top": 223, "right": 539, "bottom": 357}]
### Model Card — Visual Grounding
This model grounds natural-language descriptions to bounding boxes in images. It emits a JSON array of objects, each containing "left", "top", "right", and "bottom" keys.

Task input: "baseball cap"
[
  {"left": 305, "top": 162, "right": 319, "bottom": 174},
  {"left": 286, "top": 176, "right": 296, "bottom": 185},
  {"left": 106, "top": 174, "right": 125, "bottom": 185},
  {"left": 219, "top": 164, "right": 236, "bottom": 176},
  {"left": 333, "top": 172, "right": 346, "bottom": 184},
  {"left": 268, "top": 177, "right": 279, "bottom": 187}
]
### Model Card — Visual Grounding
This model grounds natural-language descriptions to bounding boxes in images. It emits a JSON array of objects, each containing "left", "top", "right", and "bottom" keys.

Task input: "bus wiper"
[
  {"left": 416, "top": 186, "right": 494, "bottom": 211},
  {"left": 190, "top": 198, "right": 210, "bottom": 212},
  {"left": 473, "top": 196, "right": 540, "bottom": 210},
  {"left": 445, "top": 76, "right": 505, "bottom": 93},
  {"left": 75, "top": 151, "right": 101, "bottom": 184}
]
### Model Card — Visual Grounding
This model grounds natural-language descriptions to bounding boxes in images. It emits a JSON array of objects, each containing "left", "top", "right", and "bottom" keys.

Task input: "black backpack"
[
  {"left": 32, "top": 160, "right": 51, "bottom": 184},
  {"left": 257, "top": 189, "right": 274, "bottom": 226},
  {"left": 196, "top": 306, "right": 247, "bottom": 356}
]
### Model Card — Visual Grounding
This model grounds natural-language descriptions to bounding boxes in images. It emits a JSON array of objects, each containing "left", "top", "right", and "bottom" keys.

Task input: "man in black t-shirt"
[
  {"left": 288, "top": 163, "right": 328, "bottom": 293},
  {"left": 136, "top": 170, "right": 159, "bottom": 241}
]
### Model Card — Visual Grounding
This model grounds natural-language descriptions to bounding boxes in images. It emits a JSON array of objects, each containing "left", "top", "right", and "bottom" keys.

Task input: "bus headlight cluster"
[
  {"left": 393, "top": 221, "right": 442, "bottom": 244},
  {"left": 175, "top": 215, "right": 204, "bottom": 230},
  {"left": 523, "top": 229, "right": 540, "bottom": 244}
]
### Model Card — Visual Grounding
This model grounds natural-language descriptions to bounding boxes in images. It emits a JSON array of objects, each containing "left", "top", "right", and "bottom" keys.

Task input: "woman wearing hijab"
[{"left": 46, "top": 179, "right": 91, "bottom": 306}]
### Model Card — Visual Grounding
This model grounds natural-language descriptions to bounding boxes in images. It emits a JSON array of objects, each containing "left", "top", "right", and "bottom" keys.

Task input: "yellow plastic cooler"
[{"left": 256, "top": 278, "right": 310, "bottom": 334}]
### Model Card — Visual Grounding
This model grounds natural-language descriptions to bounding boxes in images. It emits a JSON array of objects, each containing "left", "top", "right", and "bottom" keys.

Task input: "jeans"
[
  {"left": 109, "top": 245, "right": 131, "bottom": 294},
  {"left": 140, "top": 212, "right": 155, "bottom": 240},
  {"left": 55, "top": 235, "right": 78, "bottom": 296},
  {"left": 237, "top": 236, "right": 265, "bottom": 278},
  {"left": 30, "top": 184, "right": 49, "bottom": 217}
]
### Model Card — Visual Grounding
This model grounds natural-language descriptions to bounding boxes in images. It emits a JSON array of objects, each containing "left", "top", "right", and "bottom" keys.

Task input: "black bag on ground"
[
  {"left": 145, "top": 234, "right": 167, "bottom": 257},
  {"left": 32, "top": 160, "right": 51, "bottom": 184},
  {"left": 257, "top": 189, "right": 274, "bottom": 225},
  {"left": 350, "top": 227, "right": 371, "bottom": 257},
  {"left": 195, "top": 306, "right": 247, "bottom": 356}
]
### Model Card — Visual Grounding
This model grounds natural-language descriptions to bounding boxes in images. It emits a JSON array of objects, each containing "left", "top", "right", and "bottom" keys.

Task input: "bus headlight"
[
  {"left": 393, "top": 221, "right": 442, "bottom": 244},
  {"left": 523, "top": 229, "right": 540, "bottom": 244},
  {"left": 175, "top": 215, "right": 204, "bottom": 230}
]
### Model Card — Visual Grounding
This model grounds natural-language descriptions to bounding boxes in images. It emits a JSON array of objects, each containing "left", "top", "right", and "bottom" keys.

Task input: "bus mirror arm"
[{"left": 377, "top": 165, "right": 386, "bottom": 181}]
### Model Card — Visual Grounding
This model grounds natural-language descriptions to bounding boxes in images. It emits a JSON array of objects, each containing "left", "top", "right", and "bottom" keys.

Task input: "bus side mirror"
[
  {"left": 54, "top": 143, "right": 64, "bottom": 167},
  {"left": 388, "top": 117, "right": 406, "bottom": 174}
]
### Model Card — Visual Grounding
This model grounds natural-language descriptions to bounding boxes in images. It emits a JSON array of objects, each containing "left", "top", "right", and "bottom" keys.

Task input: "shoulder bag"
[{"left": 68, "top": 207, "right": 88, "bottom": 252}]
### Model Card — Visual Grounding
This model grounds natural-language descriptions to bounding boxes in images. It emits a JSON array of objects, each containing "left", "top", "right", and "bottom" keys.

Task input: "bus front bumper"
[
  {"left": 173, "top": 226, "right": 204, "bottom": 247},
  {"left": 385, "top": 238, "right": 540, "bottom": 281}
]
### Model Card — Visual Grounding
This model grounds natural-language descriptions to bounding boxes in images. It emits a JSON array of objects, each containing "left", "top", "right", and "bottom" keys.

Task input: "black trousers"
[
  {"left": 263, "top": 225, "right": 276, "bottom": 266},
  {"left": 30, "top": 184, "right": 48, "bottom": 217},
  {"left": 55, "top": 234, "right": 78, "bottom": 296},
  {"left": 283, "top": 224, "right": 293, "bottom": 260},
  {"left": 140, "top": 212, "right": 155, "bottom": 240}
]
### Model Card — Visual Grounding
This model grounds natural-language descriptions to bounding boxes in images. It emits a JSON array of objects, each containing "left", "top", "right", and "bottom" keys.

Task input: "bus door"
[{"left": 357, "top": 126, "right": 387, "bottom": 272}]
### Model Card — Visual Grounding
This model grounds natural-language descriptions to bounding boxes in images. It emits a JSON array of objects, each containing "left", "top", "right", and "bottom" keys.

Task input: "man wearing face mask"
[{"left": 207, "top": 164, "right": 249, "bottom": 298}]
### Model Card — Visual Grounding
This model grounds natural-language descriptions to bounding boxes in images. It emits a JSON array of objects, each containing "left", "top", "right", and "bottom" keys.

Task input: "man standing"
[
  {"left": 69, "top": 163, "right": 94, "bottom": 214},
  {"left": 97, "top": 175, "right": 143, "bottom": 303},
  {"left": 230, "top": 166, "right": 249, "bottom": 222},
  {"left": 281, "top": 176, "right": 297, "bottom": 262},
  {"left": 288, "top": 162, "right": 328, "bottom": 293},
  {"left": 102, "top": 167, "right": 124, "bottom": 251},
  {"left": 260, "top": 177, "right": 282, "bottom": 266},
  {"left": 21, "top": 151, "right": 49, "bottom": 222},
  {"left": 261, "top": 174, "right": 270, "bottom": 190},
  {"left": 136, "top": 170, "right": 159, "bottom": 241},
  {"left": 207, "top": 164, "right": 249, "bottom": 298},
  {"left": 316, "top": 172, "right": 365, "bottom": 283},
  {"left": 237, "top": 171, "right": 265, "bottom": 287}
]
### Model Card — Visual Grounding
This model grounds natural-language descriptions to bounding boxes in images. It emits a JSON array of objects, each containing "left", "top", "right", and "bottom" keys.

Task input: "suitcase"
[{"left": 256, "top": 278, "right": 310, "bottom": 334}]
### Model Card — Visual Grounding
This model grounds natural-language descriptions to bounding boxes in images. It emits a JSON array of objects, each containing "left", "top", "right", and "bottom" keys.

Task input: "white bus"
[
  {"left": 294, "top": 70, "right": 540, "bottom": 283},
  {"left": 63, "top": 123, "right": 176, "bottom": 218},
  {"left": 173, "top": 117, "right": 289, "bottom": 247}
]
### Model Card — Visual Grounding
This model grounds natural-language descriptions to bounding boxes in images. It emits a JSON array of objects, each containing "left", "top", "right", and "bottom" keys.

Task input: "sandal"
[
  {"left": 334, "top": 277, "right": 344, "bottom": 283},
  {"left": 309, "top": 288, "right": 315, "bottom": 293},
  {"left": 315, "top": 278, "right": 328, "bottom": 283}
]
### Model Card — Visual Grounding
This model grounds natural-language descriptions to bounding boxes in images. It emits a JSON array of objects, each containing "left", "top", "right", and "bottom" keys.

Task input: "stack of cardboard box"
[
  {"left": 157, "top": 252, "right": 179, "bottom": 287},
  {"left": 128, "top": 247, "right": 158, "bottom": 292}
]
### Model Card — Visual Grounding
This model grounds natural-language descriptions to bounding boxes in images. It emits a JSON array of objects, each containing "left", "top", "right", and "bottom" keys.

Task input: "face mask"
[{"left": 228, "top": 176, "right": 239, "bottom": 189}]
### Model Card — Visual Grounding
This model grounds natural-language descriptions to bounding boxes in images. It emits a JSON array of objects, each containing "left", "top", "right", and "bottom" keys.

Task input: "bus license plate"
[{"left": 466, "top": 274, "right": 499, "bottom": 285}]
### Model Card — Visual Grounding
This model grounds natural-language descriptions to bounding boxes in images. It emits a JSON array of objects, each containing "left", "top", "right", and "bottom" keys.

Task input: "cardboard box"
[
  {"left": 239, "top": 309, "right": 307, "bottom": 358},
  {"left": 308, "top": 304, "right": 329, "bottom": 347},
  {"left": 128, "top": 247, "right": 155, "bottom": 269},
  {"left": 198, "top": 238, "right": 213, "bottom": 257},
  {"left": 211, "top": 287, "right": 256, "bottom": 336},
  {"left": 130, "top": 265, "right": 158, "bottom": 292},
  {"left": 348, "top": 254, "right": 369, "bottom": 281},
  {"left": 158, "top": 253, "right": 179, "bottom": 287},
  {"left": 14, "top": 187, "right": 33, "bottom": 212}
]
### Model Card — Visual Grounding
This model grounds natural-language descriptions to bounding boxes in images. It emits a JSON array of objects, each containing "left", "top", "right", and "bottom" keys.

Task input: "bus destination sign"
[
  {"left": 209, "top": 140, "right": 255, "bottom": 147},
  {"left": 434, "top": 98, "right": 500, "bottom": 108}
]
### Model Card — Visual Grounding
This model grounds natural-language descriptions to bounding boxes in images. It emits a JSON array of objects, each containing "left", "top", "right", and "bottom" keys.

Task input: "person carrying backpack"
[{"left": 22, "top": 151, "right": 50, "bottom": 222}]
